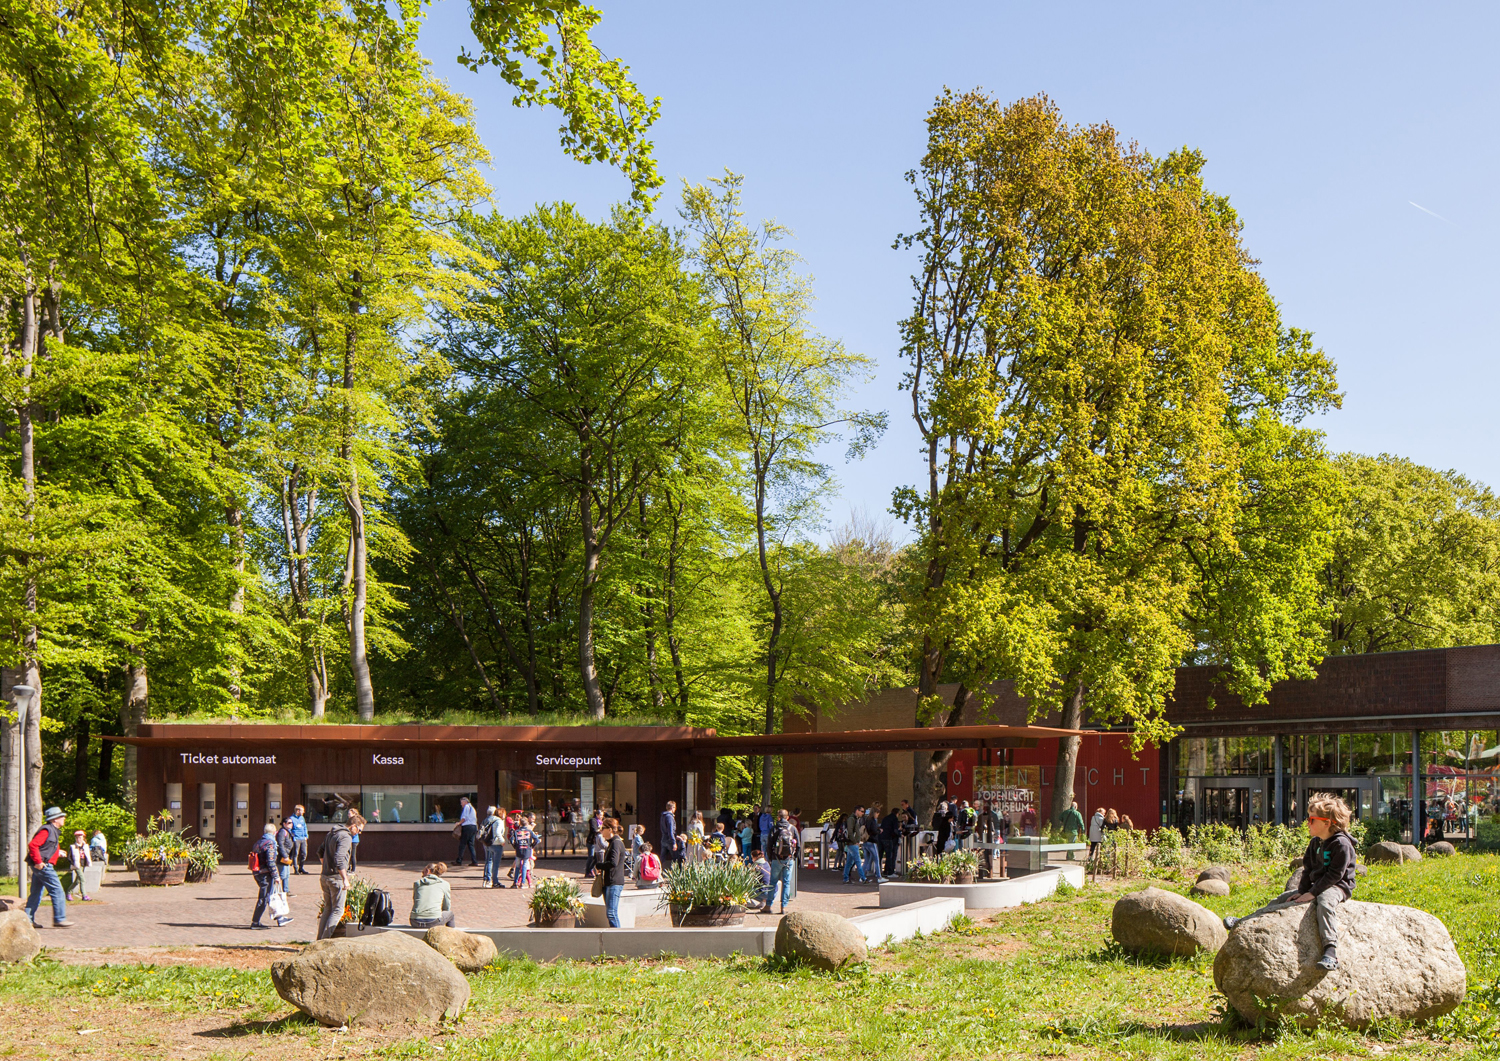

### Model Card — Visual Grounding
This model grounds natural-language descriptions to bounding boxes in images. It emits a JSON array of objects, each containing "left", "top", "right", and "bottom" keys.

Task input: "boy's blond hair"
[{"left": 1306, "top": 792, "right": 1352, "bottom": 831}]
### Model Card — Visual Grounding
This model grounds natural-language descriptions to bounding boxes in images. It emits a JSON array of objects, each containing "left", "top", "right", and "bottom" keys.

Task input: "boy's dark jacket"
[{"left": 1300, "top": 830, "right": 1358, "bottom": 898}]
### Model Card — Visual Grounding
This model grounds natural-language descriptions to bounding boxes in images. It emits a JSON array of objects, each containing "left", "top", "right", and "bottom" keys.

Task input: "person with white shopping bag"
[{"left": 250, "top": 824, "right": 293, "bottom": 929}]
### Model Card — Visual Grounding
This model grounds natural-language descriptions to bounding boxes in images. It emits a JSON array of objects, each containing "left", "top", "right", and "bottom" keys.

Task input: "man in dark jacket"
[
  {"left": 275, "top": 818, "right": 296, "bottom": 896},
  {"left": 659, "top": 801, "right": 679, "bottom": 867},
  {"left": 251, "top": 823, "right": 292, "bottom": 929},
  {"left": 1225, "top": 793, "right": 1358, "bottom": 970},
  {"left": 25, "top": 806, "right": 72, "bottom": 927},
  {"left": 879, "top": 805, "right": 900, "bottom": 877}
]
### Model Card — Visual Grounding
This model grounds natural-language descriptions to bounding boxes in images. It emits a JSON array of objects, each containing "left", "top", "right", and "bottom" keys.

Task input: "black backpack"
[
  {"left": 772, "top": 824, "right": 796, "bottom": 861},
  {"left": 359, "top": 888, "right": 394, "bottom": 927}
]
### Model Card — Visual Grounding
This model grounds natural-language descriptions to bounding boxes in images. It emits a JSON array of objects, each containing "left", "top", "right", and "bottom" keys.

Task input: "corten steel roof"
[{"left": 107, "top": 722, "right": 1083, "bottom": 753}]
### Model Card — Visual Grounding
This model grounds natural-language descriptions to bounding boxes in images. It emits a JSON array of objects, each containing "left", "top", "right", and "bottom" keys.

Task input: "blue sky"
[{"left": 419, "top": 2, "right": 1500, "bottom": 536}]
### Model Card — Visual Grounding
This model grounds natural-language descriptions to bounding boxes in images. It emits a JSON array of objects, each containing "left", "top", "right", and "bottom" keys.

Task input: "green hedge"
[{"left": 62, "top": 797, "right": 138, "bottom": 857}]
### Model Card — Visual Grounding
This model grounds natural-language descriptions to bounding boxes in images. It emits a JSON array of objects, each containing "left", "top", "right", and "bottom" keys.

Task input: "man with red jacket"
[{"left": 26, "top": 806, "right": 73, "bottom": 928}]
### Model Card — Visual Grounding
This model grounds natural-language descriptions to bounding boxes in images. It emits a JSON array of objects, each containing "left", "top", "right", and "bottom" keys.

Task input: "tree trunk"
[
  {"left": 913, "top": 682, "right": 968, "bottom": 825},
  {"left": 344, "top": 473, "right": 374, "bottom": 721},
  {"left": 1049, "top": 680, "right": 1085, "bottom": 826},
  {"left": 225, "top": 500, "right": 246, "bottom": 700},
  {"left": 121, "top": 640, "right": 149, "bottom": 808},
  {"left": 577, "top": 446, "right": 606, "bottom": 720},
  {"left": 73, "top": 713, "right": 90, "bottom": 799},
  {"left": 664, "top": 489, "right": 688, "bottom": 720}
]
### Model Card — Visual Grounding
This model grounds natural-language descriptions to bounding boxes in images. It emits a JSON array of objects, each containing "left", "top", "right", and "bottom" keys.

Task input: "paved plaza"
[{"left": 20, "top": 858, "right": 910, "bottom": 952}]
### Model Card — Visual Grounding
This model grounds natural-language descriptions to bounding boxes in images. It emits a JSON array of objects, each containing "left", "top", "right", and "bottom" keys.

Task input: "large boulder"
[
  {"left": 1197, "top": 866, "right": 1233, "bottom": 884},
  {"left": 1191, "top": 878, "right": 1231, "bottom": 897},
  {"left": 1426, "top": 841, "right": 1455, "bottom": 857},
  {"left": 1214, "top": 900, "right": 1466, "bottom": 1028},
  {"left": 0, "top": 910, "right": 41, "bottom": 963},
  {"left": 1365, "top": 841, "right": 1405, "bottom": 864},
  {"left": 1111, "top": 887, "right": 1226, "bottom": 957},
  {"left": 1399, "top": 844, "right": 1423, "bottom": 862},
  {"left": 271, "top": 931, "right": 470, "bottom": 1026},
  {"left": 774, "top": 911, "right": 867, "bottom": 971},
  {"left": 424, "top": 925, "right": 497, "bottom": 972}
]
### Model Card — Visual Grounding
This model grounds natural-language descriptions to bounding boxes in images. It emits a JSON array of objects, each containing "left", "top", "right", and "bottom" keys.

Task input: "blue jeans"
[
  {"left": 863, "top": 842, "right": 883, "bottom": 882},
  {"left": 484, "top": 845, "right": 505, "bottom": 885},
  {"left": 278, "top": 862, "right": 292, "bottom": 895},
  {"left": 252, "top": 871, "right": 275, "bottom": 925},
  {"left": 604, "top": 884, "right": 623, "bottom": 927},
  {"left": 769, "top": 858, "right": 796, "bottom": 908},
  {"left": 842, "top": 843, "right": 864, "bottom": 883},
  {"left": 26, "top": 863, "right": 66, "bottom": 924}
]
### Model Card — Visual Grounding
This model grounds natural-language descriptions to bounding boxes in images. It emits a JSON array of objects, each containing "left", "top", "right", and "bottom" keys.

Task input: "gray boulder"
[
  {"left": 1399, "top": 844, "right": 1423, "bottom": 862},
  {"left": 424, "top": 925, "right": 498, "bottom": 972},
  {"left": 1191, "top": 878, "right": 1231, "bottom": 897},
  {"left": 1214, "top": 899, "right": 1466, "bottom": 1028},
  {"left": 1197, "top": 866, "right": 1233, "bottom": 884},
  {"left": 1426, "top": 841, "right": 1455, "bottom": 857},
  {"left": 0, "top": 910, "right": 41, "bottom": 963},
  {"left": 1365, "top": 841, "right": 1405, "bottom": 864},
  {"left": 1111, "top": 887, "right": 1226, "bottom": 957},
  {"left": 271, "top": 930, "right": 470, "bottom": 1026},
  {"left": 774, "top": 911, "right": 867, "bottom": 971}
]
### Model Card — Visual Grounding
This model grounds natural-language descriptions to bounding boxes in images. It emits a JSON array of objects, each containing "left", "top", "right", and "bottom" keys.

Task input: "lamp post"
[{"left": 8, "top": 684, "right": 35, "bottom": 899}]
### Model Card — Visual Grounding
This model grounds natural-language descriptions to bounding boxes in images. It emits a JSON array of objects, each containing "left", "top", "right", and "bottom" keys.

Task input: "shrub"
[
  {"left": 910, "top": 857, "right": 949, "bottom": 883},
  {"left": 63, "top": 797, "right": 136, "bottom": 856},
  {"left": 529, "top": 876, "right": 583, "bottom": 922},
  {"left": 120, "top": 813, "right": 192, "bottom": 867},
  {"left": 1189, "top": 823, "right": 1245, "bottom": 865},
  {"left": 1364, "top": 816, "right": 1405, "bottom": 847},
  {"left": 944, "top": 849, "right": 980, "bottom": 877},
  {"left": 1147, "top": 827, "right": 1187, "bottom": 870},
  {"left": 661, "top": 857, "right": 765, "bottom": 910},
  {"left": 1475, "top": 819, "right": 1500, "bottom": 851}
]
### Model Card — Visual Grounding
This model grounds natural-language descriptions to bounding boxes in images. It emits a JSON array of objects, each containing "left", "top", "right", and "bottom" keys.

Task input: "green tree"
[
  {"left": 1324, "top": 454, "right": 1500, "bottom": 654},
  {"left": 682, "top": 173, "right": 886, "bottom": 805},
  {"left": 894, "top": 92, "right": 1340, "bottom": 823}
]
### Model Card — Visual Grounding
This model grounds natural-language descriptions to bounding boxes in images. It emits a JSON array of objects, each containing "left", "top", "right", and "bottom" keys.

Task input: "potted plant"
[
  {"left": 660, "top": 859, "right": 763, "bottom": 927},
  {"left": 121, "top": 812, "right": 192, "bottom": 886},
  {"left": 946, "top": 849, "right": 980, "bottom": 885},
  {"left": 184, "top": 837, "right": 222, "bottom": 883},
  {"left": 529, "top": 876, "right": 583, "bottom": 927},
  {"left": 910, "top": 856, "right": 950, "bottom": 883}
]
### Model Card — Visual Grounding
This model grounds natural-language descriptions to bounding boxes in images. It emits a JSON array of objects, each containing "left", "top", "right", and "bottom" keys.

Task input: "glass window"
[
  {"left": 303, "top": 786, "right": 361, "bottom": 824},
  {"left": 424, "top": 785, "right": 478, "bottom": 823},
  {"left": 362, "top": 786, "right": 422, "bottom": 824}
]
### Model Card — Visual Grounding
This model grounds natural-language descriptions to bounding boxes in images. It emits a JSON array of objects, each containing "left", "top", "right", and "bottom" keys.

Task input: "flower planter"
[
  {"left": 531, "top": 912, "right": 578, "bottom": 928},
  {"left": 135, "top": 861, "right": 188, "bottom": 886},
  {"left": 185, "top": 864, "right": 215, "bottom": 884},
  {"left": 669, "top": 903, "right": 745, "bottom": 927},
  {"left": 953, "top": 871, "right": 975, "bottom": 885}
]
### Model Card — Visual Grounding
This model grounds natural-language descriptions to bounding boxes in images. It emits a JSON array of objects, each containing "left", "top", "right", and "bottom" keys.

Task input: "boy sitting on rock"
[{"left": 1224, "top": 792, "right": 1357, "bottom": 971}]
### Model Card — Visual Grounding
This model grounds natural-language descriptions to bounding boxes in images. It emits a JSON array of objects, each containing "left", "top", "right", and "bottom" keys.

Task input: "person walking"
[
  {"left": 65, "top": 830, "right": 93, "bottom": 901},
  {"left": 410, "top": 862, "right": 454, "bottom": 928},
  {"left": 1086, "top": 807, "right": 1106, "bottom": 861},
  {"left": 767, "top": 809, "right": 799, "bottom": 912},
  {"left": 25, "top": 806, "right": 72, "bottom": 928},
  {"left": 1059, "top": 799, "right": 1086, "bottom": 843},
  {"left": 978, "top": 800, "right": 1001, "bottom": 878},
  {"left": 316, "top": 812, "right": 363, "bottom": 940},
  {"left": 862, "top": 805, "right": 884, "bottom": 884},
  {"left": 880, "top": 804, "right": 900, "bottom": 878},
  {"left": 288, "top": 805, "right": 309, "bottom": 874},
  {"left": 955, "top": 800, "right": 976, "bottom": 851},
  {"left": 758, "top": 805, "right": 773, "bottom": 858},
  {"left": 841, "top": 806, "right": 866, "bottom": 884},
  {"left": 659, "top": 801, "right": 680, "bottom": 868},
  {"left": 511, "top": 815, "right": 537, "bottom": 888},
  {"left": 275, "top": 817, "right": 296, "bottom": 897},
  {"left": 932, "top": 801, "right": 952, "bottom": 855},
  {"left": 600, "top": 818, "right": 627, "bottom": 927},
  {"left": 480, "top": 805, "right": 505, "bottom": 887},
  {"left": 456, "top": 796, "right": 479, "bottom": 867},
  {"left": 251, "top": 823, "right": 292, "bottom": 928}
]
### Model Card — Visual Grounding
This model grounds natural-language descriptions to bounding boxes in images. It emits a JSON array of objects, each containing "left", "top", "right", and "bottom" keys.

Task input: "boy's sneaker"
[
  {"left": 1222, "top": 916, "right": 1241, "bottom": 931},
  {"left": 1316, "top": 950, "right": 1339, "bottom": 971}
]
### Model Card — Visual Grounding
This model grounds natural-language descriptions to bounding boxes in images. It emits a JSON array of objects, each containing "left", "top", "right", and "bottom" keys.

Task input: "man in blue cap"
[{"left": 26, "top": 806, "right": 74, "bottom": 928}]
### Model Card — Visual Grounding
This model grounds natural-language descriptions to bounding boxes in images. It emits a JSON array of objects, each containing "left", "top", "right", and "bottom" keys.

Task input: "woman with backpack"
[
  {"left": 511, "top": 815, "right": 537, "bottom": 888},
  {"left": 480, "top": 805, "right": 505, "bottom": 888},
  {"left": 635, "top": 841, "right": 661, "bottom": 888},
  {"left": 410, "top": 862, "right": 454, "bottom": 928}
]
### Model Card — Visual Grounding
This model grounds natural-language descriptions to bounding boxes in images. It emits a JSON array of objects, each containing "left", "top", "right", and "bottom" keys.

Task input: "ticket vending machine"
[
  {"left": 199, "top": 783, "right": 217, "bottom": 839},
  {"left": 267, "top": 783, "right": 283, "bottom": 828},
  {"left": 164, "top": 783, "right": 184, "bottom": 833},
  {"left": 232, "top": 782, "right": 250, "bottom": 839}
]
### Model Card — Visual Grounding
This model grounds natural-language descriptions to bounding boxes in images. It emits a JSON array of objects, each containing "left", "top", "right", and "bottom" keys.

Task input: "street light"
[{"left": 8, "top": 684, "right": 34, "bottom": 900}]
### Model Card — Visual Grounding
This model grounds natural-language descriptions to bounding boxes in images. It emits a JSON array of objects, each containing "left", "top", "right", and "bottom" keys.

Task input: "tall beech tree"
[
  {"left": 895, "top": 92, "right": 1339, "bottom": 822},
  {"left": 447, "top": 207, "right": 707, "bottom": 720},
  {"left": 682, "top": 173, "right": 886, "bottom": 805}
]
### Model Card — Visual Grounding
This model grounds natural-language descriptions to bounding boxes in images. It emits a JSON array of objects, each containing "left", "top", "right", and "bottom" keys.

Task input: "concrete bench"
[{"left": 878, "top": 863, "right": 1084, "bottom": 909}]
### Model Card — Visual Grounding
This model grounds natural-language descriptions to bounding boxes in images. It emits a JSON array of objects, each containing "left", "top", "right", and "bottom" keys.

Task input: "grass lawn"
[{"left": 2, "top": 854, "right": 1497, "bottom": 1060}]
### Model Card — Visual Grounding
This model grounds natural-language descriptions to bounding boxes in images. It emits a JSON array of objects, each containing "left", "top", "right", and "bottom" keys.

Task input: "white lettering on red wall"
[{"left": 179, "top": 752, "right": 276, "bottom": 765}]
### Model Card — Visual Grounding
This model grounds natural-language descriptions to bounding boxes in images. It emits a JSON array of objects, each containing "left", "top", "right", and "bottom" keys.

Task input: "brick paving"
[{"left": 23, "top": 858, "right": 898, "bottom": 952}]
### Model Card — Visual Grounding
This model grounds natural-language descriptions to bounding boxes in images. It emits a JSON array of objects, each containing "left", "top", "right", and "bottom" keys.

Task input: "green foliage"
[
  {"left": 661, "top": 857, "right": 765, "bottom": 910},
  {"left": 184, "top": 837, "right": 222, "bottom": 872},
  {"left": 1245, "top": 822, "right": 1312, "bottom": 863},
  {"left": 1475, "top": 820, "right": 1500, "bottom": 851},
  {"left": 61, "top": 797, "right": 136, "bottom": 856},
  {"left": 1146, "top": 827, "right": 1188, "bottom": 870},
  {"left": 1187, "top": 823, "right": 1247, "bottom": 866}
]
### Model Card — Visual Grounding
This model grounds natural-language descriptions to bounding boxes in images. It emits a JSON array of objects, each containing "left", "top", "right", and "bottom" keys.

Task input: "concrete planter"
[{"left": 669, "top": 904, "right": 745, "bottom": 927}]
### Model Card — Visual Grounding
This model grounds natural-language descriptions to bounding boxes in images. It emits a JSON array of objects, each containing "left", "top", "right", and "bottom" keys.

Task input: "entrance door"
[
  {"left": 1189, "top": 777, "right": 1268, "bottom": 828},
  {"left": 1294, "top": 777, "right": 1378, "bottom": 822}
]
